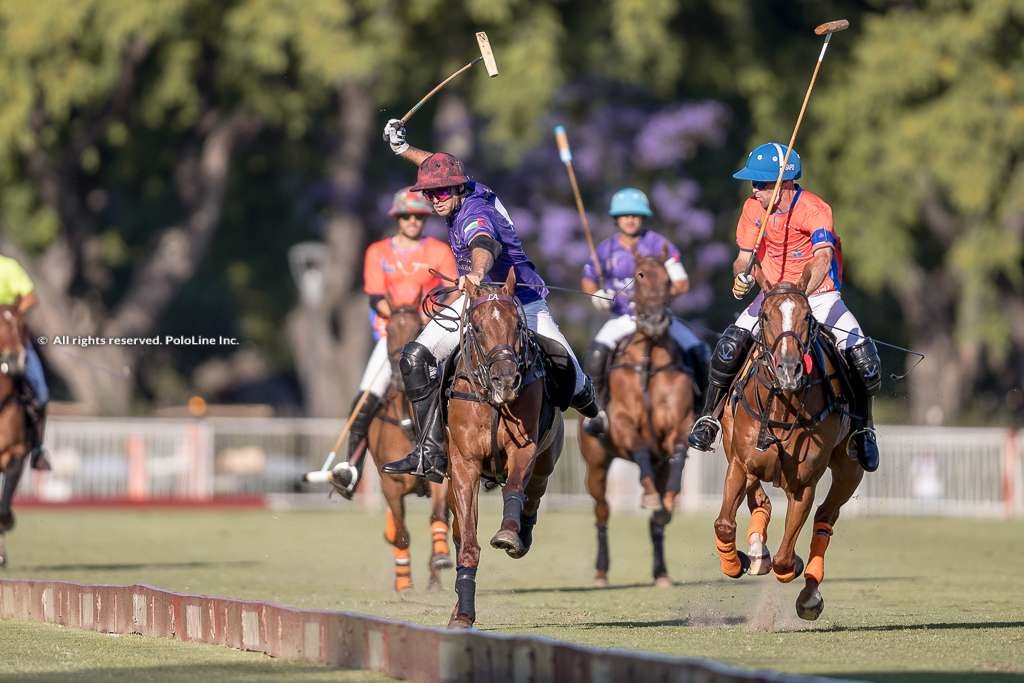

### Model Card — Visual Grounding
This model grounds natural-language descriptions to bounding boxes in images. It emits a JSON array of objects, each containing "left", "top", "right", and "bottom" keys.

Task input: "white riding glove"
[
  {"left": 591, "top": 289, "right": 614, "bottom": 312},
  {"left": 382, "top": 118, "right": 409, "bottom": 155}
]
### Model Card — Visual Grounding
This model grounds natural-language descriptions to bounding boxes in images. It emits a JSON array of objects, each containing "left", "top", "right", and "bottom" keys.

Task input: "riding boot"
[
  {"left": 332, "top": 393, "right": 381, "bottom": 499},
  {"left": 687, "top": 326, "right": 753, "bottom": 452},
  {"left": 382, "top": 343, "right": 447, "bottom": 483},
  {"left": 582, "top": 342, "right": 612, "bottom": 436},
  {"left": 570, "top": 376, "right": 600, "bottom": 418},
  {"left": 26, "top": 401, "right": 50, "bottom": 471},
  {"left": 845, "top": 341, "right": 881, "bottom": 472}
]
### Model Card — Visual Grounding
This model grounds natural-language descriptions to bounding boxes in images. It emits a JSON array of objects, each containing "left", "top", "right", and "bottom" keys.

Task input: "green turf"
[
  {"left": 2, "top": 506, "right": 1023, "bottom": 682},
  {"left": 0, "top": 619, "right": 395, "bottom": 682}
]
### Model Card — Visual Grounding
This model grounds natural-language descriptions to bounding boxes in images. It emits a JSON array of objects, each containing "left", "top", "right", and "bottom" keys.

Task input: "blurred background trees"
[{"left": 0, "top": 0, "right": 1018, "bottom": 424}]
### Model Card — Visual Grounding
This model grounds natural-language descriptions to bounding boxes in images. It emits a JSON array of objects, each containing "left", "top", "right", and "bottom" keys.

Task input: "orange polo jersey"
[
  {"left": 735, "top": 187, "right": 843, "bottom": 295},
  {"left": 363, "top": 236, "right": 456, "bottom": 337}
]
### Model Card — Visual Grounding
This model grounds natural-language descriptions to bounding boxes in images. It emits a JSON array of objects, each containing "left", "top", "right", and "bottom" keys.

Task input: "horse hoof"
[
  {"left": 447, "top": 613, "right": 474, "bottom": 629},
  {"left": 796, "top": 582, "right": 824, "bottom": 621},
  {"left": 0, "top": 554, "right": 6, "bottom": 568},
  {"left": 431, "top": 553, "right": 453, "bottom": 570},
  {"left": 726, "top": 551, "right": 751, "bottom": 579},
  {"left": 773, "top": 555, "right": 804, "bottom": 584},
  {"left": 593, "top": 574, "right": 609, "bottom": 588},
  {"left": 427, "top": 576, "right": 443, "bottom": 592},
  {"left": 490, "top": 529, "right": 525, "bottom": 558},
  {"left": 747, "top": 533, "right": 772, "bottom": 575},
  {"left": 651, "top": 508, "right": 672, "bottom": 526},
  {"left": 654, "top": 575, "right": 672, "bottom": 589},
  {"left": 641, "top": 492, "right": 661, "bottom": 510}
]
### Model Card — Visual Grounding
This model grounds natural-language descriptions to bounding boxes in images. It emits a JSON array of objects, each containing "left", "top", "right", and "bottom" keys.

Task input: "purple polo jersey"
[
  {"left": 582, "top": 230, "right": 682, "bottom": 315},
  {"left": 448, "top": 181, "right": 547, "bottom": 304}
]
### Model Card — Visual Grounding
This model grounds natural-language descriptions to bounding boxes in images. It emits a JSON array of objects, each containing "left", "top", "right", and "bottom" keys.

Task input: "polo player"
[
  {"left": 380, "top": 118, "right": 599, "bottom": 482},
  {"left": 687, "top": 143, "right": 881, "bottom": 472},
  {"left": 331, "top": 187, "right": 457, "bottom": 498},
  {"left": 580, "top": 187, "right": 709, "bottom": 436},
  {"left": 0, "top": 254, "right": 50, "bottom": 470}
]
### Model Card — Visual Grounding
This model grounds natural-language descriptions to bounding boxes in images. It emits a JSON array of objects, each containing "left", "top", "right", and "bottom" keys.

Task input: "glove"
[
  {"left": 382, "top": 118, "right": 409, "bottom": 155},
  {"left": 591, "top": 288, "right": 613, "bottom": 312},
  {"left": 732, "top": 273, "right": 755, "bottom": 300}
]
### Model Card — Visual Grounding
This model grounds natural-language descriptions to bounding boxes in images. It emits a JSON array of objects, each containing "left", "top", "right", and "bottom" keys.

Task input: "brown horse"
[
  {"left": 446, "top": 270, "right": 563, "bottom": 628},
  {"left": 715, "top": 267, "right": 863, "bottom": 620},
  {"left": 579, "top": 254, "right": 696, "bottom": 588},
  {"left": 364, "top": 300, "right": 452, "bottom": 592},
  {"left": 0, "top": 302, "right": 30, "bottom": 567}
]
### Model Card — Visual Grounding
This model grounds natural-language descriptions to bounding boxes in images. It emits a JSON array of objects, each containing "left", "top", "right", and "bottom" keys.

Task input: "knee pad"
[
  {"left": 399, "top": 342, "right": 438, "bottom": 402},
  {"left": 846, "top": 339, "right": 881, "bottom": 395},
  {"left": 709, "top": 326, "right": 753, "bottom": 389}
]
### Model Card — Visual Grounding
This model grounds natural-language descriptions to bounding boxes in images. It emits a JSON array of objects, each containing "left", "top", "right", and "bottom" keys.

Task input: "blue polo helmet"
[
  {"left": 732, "top": 142, "right": 801, "bottom": 181},
  {"left": 608, "top": 187, "right": 653, "bottom": 217}
]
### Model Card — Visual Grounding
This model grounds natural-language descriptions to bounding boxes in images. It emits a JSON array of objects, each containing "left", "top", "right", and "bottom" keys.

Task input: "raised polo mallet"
[
  {"left": 554, "top": 125, "right": 603, "bottom": 281},
  {"left": 743, "top": 19, "right": 850, "bottom": 277},
  {"left": 400, "top": 32, "right": 498, "bottom": 125}
]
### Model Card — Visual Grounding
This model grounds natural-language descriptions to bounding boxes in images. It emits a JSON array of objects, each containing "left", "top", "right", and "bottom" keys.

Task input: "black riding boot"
[
  {"left": 845, "top": 341, "right": 881, "bottom": 472},
  {"left": 687, "top": 326, "right": 753, "bottom": 452},
  {"left": 25, "top": 400, "right": 50, "bottom": 471},
  {"left": 382, "top": 343, "right": 447, "bottom": 483},
  {"left": 581, "top": 342, "right": 612, "bottom": 436},
  {"left": 332, "top": 393, "right": 381, "bottom": 499}
]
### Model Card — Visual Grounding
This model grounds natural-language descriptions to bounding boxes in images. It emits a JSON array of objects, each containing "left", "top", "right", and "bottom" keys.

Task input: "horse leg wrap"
[
  {"left": 384, "top": 509, "right": 399, "bottom": 545},
  {"left": 634, "top": 450, "right": 656, "bottom": 484},
  {"left": 596, "top": 525, "right": 609, "bottom": 574},
  {"left": 715, "top": 537, "right": 743, "bottom": 578},
  {"left": 431, "top": 520, "right": 450, "bottom": 557},
  {"left": 649, "top": 517, "right": 667, "bottom": 578},
  {"left": 747, "top": 507, "right": 770, "bottom": 545},
  {"left": 455, "top": 567, "right": 477, "bottom": 620},
  {"left": 666, "top": 449, "right": 686, "bottom": 494},
  {"left": 392, "top": 546, "right": 412, "bottom": 592},
  {"left": 501, "top": 492, "right": 525, "bottom": 532},
  {"left": 804, "top": 522, "right": 833, "bottom": 585}
]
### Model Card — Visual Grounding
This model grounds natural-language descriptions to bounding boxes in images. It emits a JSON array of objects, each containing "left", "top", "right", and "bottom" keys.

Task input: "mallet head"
[
  {"left": 814, "top": 19, "right": 850, "bottom": 36},
  {"left": 476, "top": 32, "right": 499, "bottom": 77}
]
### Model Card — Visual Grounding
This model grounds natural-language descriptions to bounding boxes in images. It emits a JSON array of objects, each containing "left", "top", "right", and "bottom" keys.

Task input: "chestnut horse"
[
  {"left": 579, "top": 255, "right": 696, "bottom": 588},
  {"left": 0, "top": 303, "right": 30, "bottom": 567},
  {"left": 364, "top": 300, "right": 452, "bottom": 592},
  {"left": 446, "top": 270, "right": 563, "bottom": 628},
  {"left": 715, "top": 268, "right": 863, "bottom": 620}
]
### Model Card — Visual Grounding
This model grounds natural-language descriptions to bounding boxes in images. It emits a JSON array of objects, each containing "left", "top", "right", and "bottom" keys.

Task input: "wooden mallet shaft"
[
  {"left": 554, "top": 125, "right": 603, "bottom": 281},
  {"left": 400, "top": 32, "right": 499, "bottom": 125}
]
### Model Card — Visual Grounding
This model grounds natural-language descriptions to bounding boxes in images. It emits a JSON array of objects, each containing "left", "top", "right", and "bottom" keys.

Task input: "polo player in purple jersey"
[
  {"left": 579, "top": 188, "right": 710, "bottom": 436},
  {"left": 379, "top": 118, "right": 600, "bottom": 481}
]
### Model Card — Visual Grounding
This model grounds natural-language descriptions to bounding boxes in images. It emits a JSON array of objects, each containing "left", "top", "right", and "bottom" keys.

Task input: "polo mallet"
[
  {"left": 743, "top": 19, "right": 850, "bottom": 277},
  {"left": 400, "top": 32, "right": 498, "bottom": 125},
  {"left": 554, "top": 125, "right": 603, "bottom": 281}
]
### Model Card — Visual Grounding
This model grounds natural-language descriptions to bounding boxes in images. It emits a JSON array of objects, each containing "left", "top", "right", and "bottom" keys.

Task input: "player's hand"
[
  {"left": 591, "top": 288, "right": 613, "bottom": 312},
  {"left": 458, "top": 273, "right": 483, "bottom": 291},
  {"left": 382, "top": 118, "right": 409, "bottom": 155},
  {"left": 732, "top": 273, "right": 755, "bottom": 300}
]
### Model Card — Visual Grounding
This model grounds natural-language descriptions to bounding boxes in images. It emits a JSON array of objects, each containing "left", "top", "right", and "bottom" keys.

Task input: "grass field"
[{"left": 1, "top": 505, "right": 1022, "bottom": 682}]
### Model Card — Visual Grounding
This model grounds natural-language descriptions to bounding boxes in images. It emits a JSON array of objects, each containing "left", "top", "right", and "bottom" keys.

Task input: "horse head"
[
  {"left": 632, "top": 247, "right": 672, "bottom": 339},
  {"left": 754, "top": 266, "right": 814, "bottom": 392},
  {"left": 0, "top": 301, "right": 27, "bottom": 378},
  {"left": 463, "top": 269, "right": 528, "bottom": 406}
]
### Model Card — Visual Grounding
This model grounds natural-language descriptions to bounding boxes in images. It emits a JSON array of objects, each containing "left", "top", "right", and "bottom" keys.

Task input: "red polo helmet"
[{"left": 410, "top": 152, "right": 469, "bottom": 192}]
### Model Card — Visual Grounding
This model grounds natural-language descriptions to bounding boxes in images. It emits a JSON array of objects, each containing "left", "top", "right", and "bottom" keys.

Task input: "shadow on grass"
[
  {"left": 0, "top": 663, "right": 389, "bottom": 683},
  {"left": 509, "top": 617, "right": 1024, "bottom": 633},
  {"left": 20, "top": 560, "right": 260, "bottom": 572},
  {"left": 822, "top": 620, "right": 1024, "bottom": 634},
  {"left": 482, "top": 575, "right": 920, "bottom": 596}
]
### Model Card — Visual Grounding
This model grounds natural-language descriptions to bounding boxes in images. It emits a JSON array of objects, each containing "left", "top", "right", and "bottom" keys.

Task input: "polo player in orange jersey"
[{"left": 687, "top": 143, "right": 881, "bottom": 472}]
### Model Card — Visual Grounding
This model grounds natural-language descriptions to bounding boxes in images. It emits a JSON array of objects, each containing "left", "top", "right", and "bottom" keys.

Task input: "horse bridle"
[
  {"left": 756, "top": 285, "right": 814, "bottom": 389},
  {"left": 0, "top": 308, "right": 26, "bottom": 377},
  {"left": 462, "top": 289, "right": 536, "bottom": 404}
]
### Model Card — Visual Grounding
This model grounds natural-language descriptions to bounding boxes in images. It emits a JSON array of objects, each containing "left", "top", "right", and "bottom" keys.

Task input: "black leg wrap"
[
  {"left": 666, "top": 449, "right": 686, "bottom": 494},
  {"left": 455, "top": 566, "right": 477, "bottom": 620},
  {"left": 520, "top": 512, "right": 537, "bottom": 552},
  {"left": 634, "top": 449, "right": 655, "bottom": 482},
  {"left": 502, "top": 492, "right": 525, "bottom": 527},
  {"left": 649, "top": 517, "right": 667, "bottom": 578},
  {"left": 596, "top": 525, "right": 609, "bottom": 573}
]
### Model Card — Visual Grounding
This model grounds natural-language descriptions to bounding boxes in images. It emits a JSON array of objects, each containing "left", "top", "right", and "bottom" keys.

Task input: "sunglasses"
[
  {"left": 423, "top": 187, "right": 456, "bottom": 202},
  {"left": 396, "top": 213, "right": 425, "bottom": 221},
  {"left": 752, "top": 181, "right": 777, "bottom": 191}
]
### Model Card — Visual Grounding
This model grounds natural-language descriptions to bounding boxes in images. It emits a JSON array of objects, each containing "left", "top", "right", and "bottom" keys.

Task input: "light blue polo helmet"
[
  {"left": 733, "top": 142, "right": 802, "bottom": 181},
  {"left": 608, "top": 187, "right": 653, "bottom": 217}
]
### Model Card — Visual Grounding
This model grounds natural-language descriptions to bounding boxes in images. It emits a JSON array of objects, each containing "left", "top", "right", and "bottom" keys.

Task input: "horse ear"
[
  {"left": 502, "top": 268, "right": 516, "bottom": 295},
  {"left": 751, "top": 263, "right": 772, "bottom": 293},
  {"left": 797, "top": 263, "right": 814, "bottom": 294}
]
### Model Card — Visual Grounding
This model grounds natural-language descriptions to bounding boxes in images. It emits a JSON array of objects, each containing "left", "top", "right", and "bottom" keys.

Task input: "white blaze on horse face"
[
  {"left": 491, "top": 307, "right": 501, "bottom": 321},
  {"left": 779, "top": 299, "right": 796, "bottom": 356}
]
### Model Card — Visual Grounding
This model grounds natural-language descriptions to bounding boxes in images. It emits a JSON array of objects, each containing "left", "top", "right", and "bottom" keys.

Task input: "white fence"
[{"left": 11, "top": 417, "right": 1024, "bottom": 518}]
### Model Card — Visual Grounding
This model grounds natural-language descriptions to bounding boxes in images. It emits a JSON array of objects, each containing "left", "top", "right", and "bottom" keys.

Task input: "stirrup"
[{"left": 687, "top": 415, "right": 721, "bottom": 452}]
